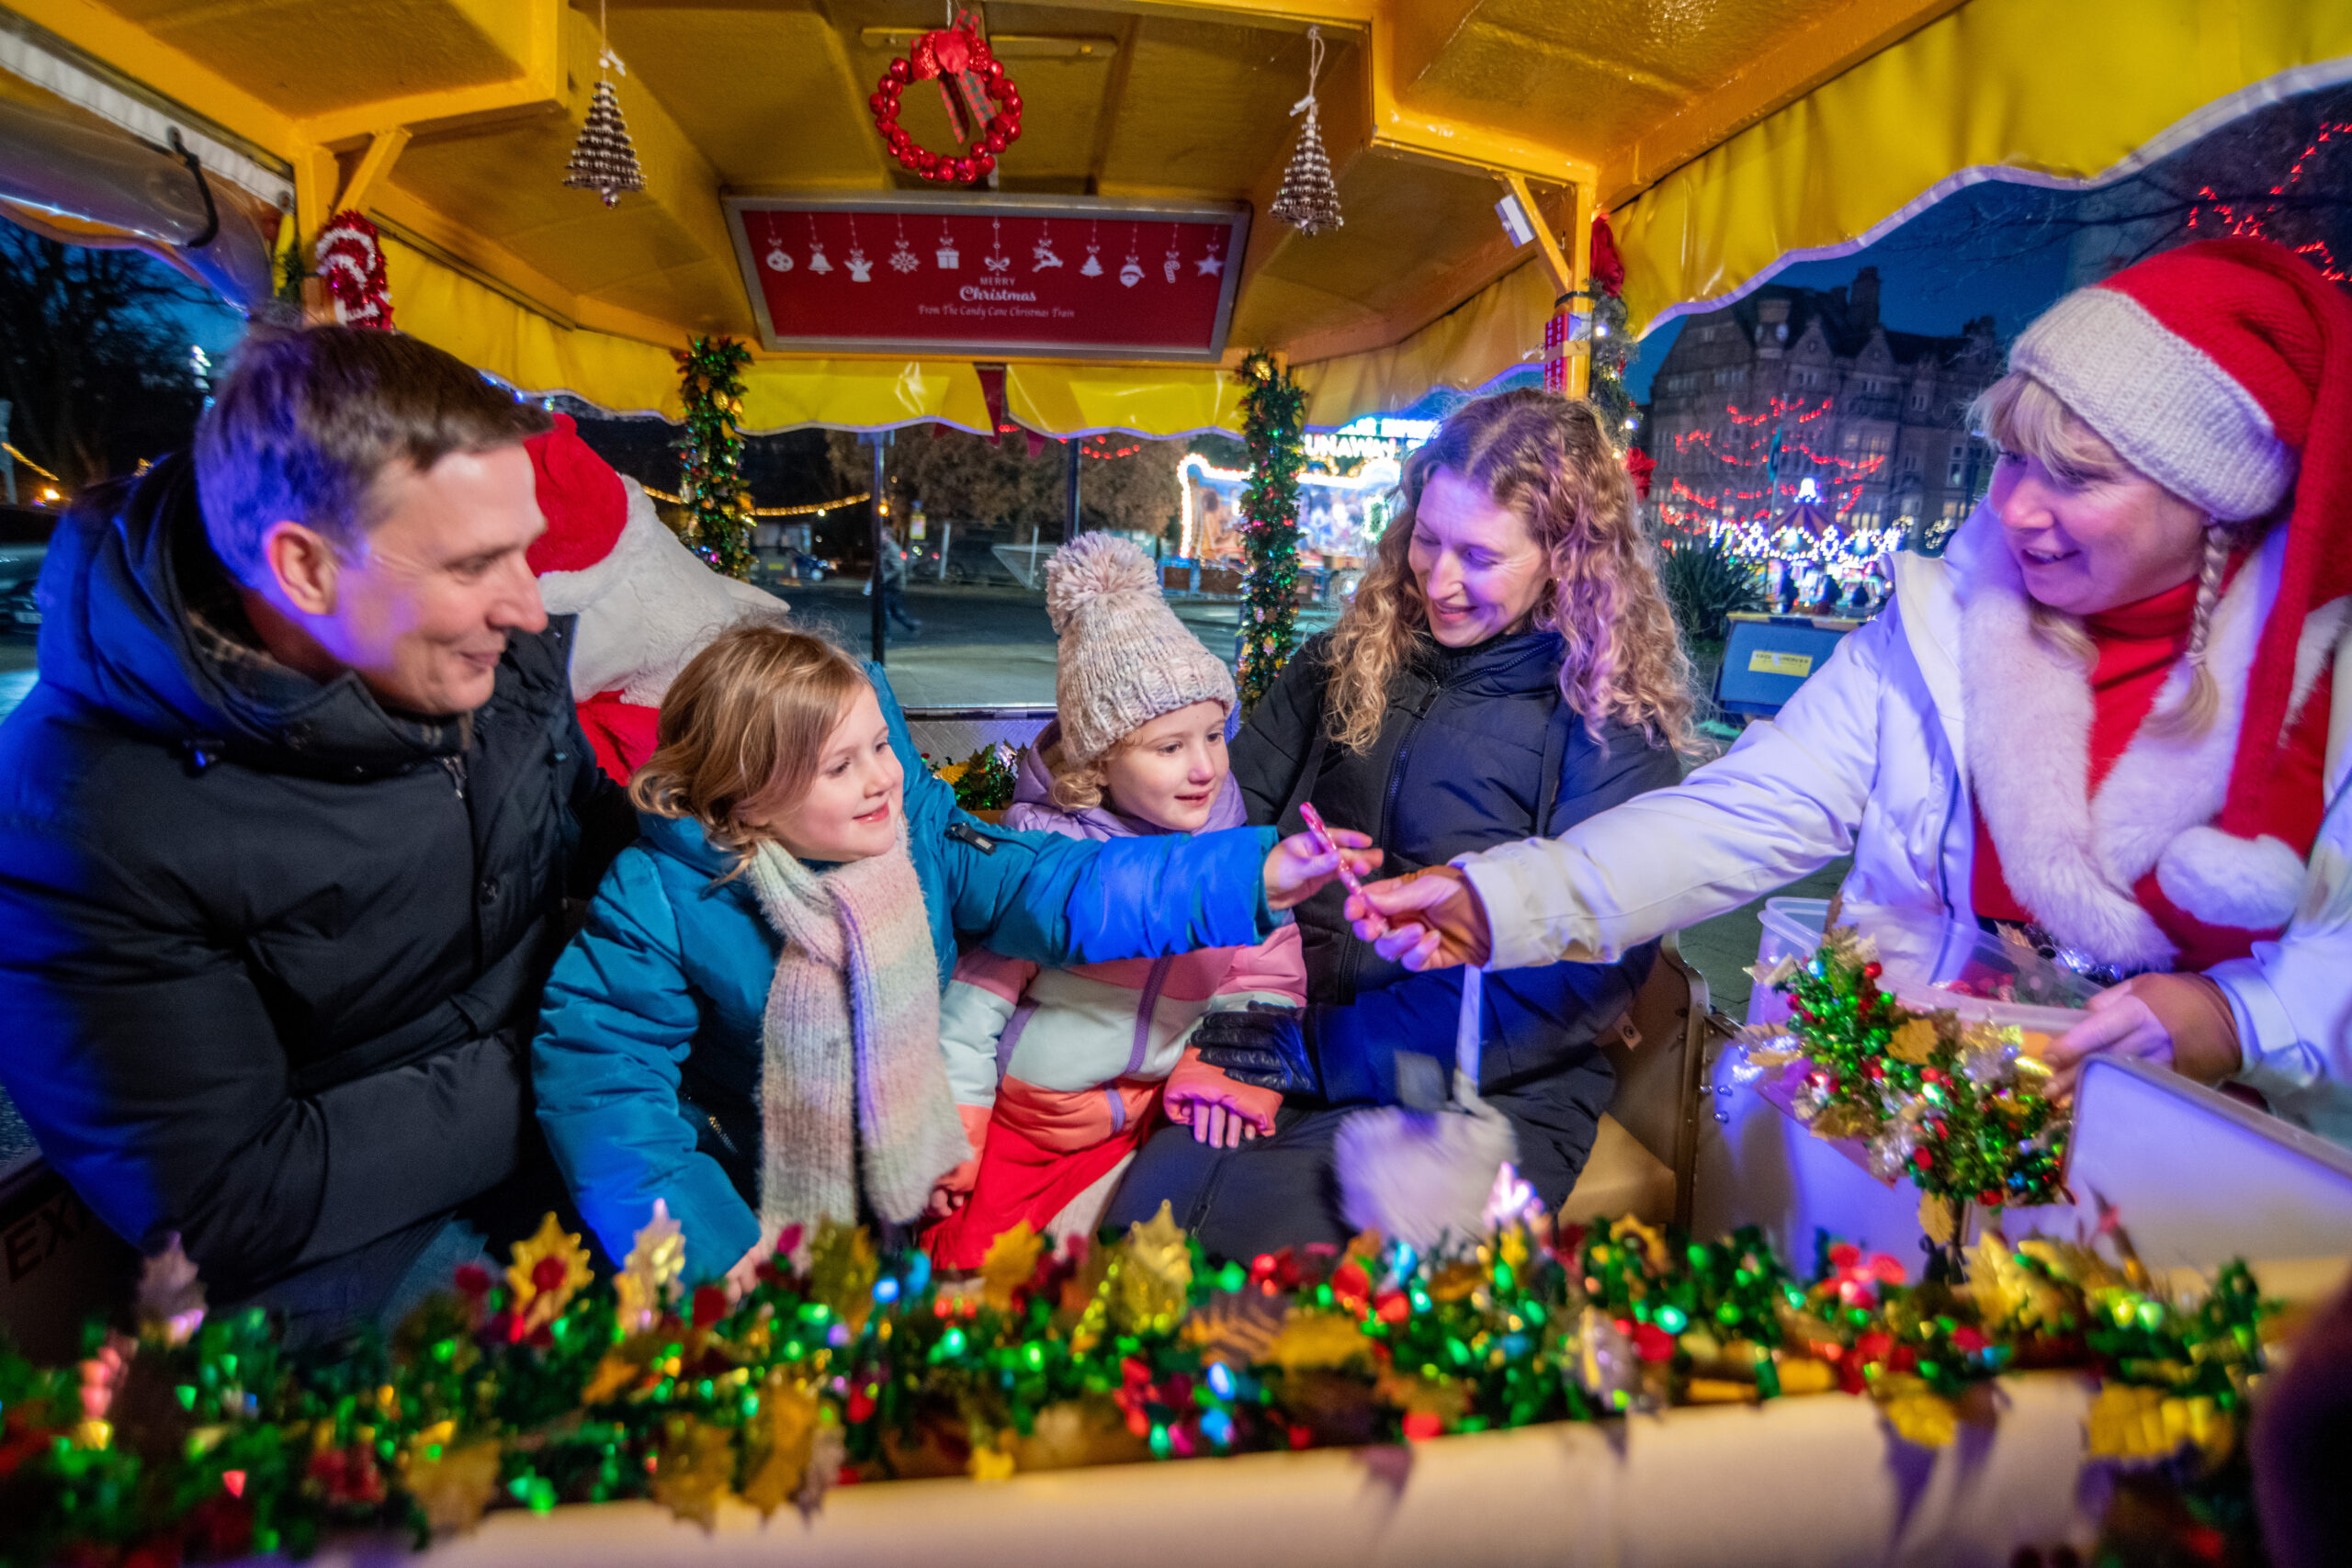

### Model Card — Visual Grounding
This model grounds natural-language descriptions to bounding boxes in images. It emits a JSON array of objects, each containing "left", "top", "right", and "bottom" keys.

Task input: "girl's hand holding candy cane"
[{"left": 1261, "top": 819, "right": 1382, "bottom": 910}]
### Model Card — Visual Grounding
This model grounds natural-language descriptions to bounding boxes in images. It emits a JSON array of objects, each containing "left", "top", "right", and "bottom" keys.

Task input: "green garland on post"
[
  {"left": 1235, "top": 349, "right": 1308, "bottom": 710},
  {"left": 673, "top": 336, "right": 755, "bottom": 581}
]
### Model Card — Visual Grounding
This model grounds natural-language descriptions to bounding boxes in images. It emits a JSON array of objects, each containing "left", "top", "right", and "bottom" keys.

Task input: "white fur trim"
[
  {"left": 1958, "top": 508, "right": 2342, "bottom": 948},
  {"left": 1955, "top": 510, "right": 2177, "bottom": 968},
  {"left": 1335, "top": 1077, "right": 1515, "bottom": 1252},
  {"left": 541, "top": 477, "right": 789, "bottom": 704},
  {"left": 2156, "top": 829, "right": 2308, "bottom": 931},
  {"left": 2010, "top": 288, "right": 2295, "bottom": 523}
]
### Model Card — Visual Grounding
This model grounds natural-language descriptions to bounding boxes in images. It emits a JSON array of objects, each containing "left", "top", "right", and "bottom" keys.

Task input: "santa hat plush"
[
  {"left": 2007, "top": 239, "right": 2352, "bottom": 929},
  {"left": 525, "top": 414, "right": 788, "bottom": 776}
]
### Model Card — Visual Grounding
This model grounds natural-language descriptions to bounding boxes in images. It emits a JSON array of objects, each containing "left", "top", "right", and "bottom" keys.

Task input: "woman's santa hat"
[
  {"left": 526, "top": 414, "right": 787, "bottom": 779},
  {"left": 1974, "top": 239, "right": 2352, "bottom": 949}
]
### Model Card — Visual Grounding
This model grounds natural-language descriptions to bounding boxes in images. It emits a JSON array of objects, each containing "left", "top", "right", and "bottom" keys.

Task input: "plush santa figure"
[{"left": 526, "top": 413, "right": 788, "bottom": 783}]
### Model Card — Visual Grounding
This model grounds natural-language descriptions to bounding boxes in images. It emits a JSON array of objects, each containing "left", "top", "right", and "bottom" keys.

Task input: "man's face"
[{"left": 297, "top": 446, "right": 548, "bottom": 716}]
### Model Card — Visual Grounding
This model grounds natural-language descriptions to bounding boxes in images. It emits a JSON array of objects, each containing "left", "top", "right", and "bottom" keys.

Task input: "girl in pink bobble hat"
[
  {"left": 924, "top": 536, "right": 1311, "bottom": 1266},
  {"left": 1349, "top": 238, "right": 2352, "bottom": 1147}
]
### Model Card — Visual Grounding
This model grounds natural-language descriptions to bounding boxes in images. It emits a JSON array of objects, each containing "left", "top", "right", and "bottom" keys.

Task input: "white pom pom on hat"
[{"left": 1042, "top": 534, "right": 1236, "bottom": 767}]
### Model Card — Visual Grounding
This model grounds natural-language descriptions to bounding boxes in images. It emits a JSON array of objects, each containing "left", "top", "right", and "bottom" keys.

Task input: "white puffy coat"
[{"left": 1458, "top": 508, "right": 2352, "bottom": 1145}]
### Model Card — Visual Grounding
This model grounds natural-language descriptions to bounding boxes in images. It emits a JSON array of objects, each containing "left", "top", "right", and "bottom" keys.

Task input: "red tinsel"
[
  {"left": 313, "top": 209, "right": 394, "bottom": 330},
  {"left": 1589, "top": 212, "right": 1626, "bottom": 299},
  {"left": 1623, "top": 447, "right": 1656, "bottom": 499}
]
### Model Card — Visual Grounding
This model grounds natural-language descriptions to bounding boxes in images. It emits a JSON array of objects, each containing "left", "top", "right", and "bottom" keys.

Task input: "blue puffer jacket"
[{"left": 533, "top": 664, "right": 1282, "bottom": 1279}]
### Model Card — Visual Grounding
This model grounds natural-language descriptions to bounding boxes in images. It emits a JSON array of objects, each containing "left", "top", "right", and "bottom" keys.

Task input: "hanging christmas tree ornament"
[
  {"left": 868, "top": 9, "right": 1023, "bottom": 184},
  {"left": 312, "top": 209, "right": 393, "bottom": 329},
  {"left": 1271, "top": 28, "right": 1342, "bottom": 236},
  {"left": 842, "top": 217, "right": 871, "bottom": 282},
  {"left": 888, "top": 214, "right": 921, "bottom": 274},
  {"left": 1080, "top": 220, "right": 1104, "bottom": 276},
  {"left": 562, "top": 2, "right": 645, "bottom": 208}
]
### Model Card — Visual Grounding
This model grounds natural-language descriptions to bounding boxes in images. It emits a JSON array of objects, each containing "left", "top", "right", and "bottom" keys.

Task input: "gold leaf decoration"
[
  {"left": 616, "top": 1199, "right": 686, "bottom": 1334},
  {"left": 1888, "top": 1020, "right": 1940, "bottom": 1065},
  {"left": 740, "top": 1381, "right": 820, "bottom": 1517},
  {"left": 979, "top": 1223, "right": 1044, "bottom": 1313},
  {"left": 1264, "top": 1309, "right": 1374, "bottom": 1372},
  {"left": 651, "top": 1416, "right": 737, "bottom": 1530},
  {"left": 403, "top": 1427, "right": 503, "bottom": 1534},
  {"left": 807, "top": 1224, "right": 879, "bottom": 1336}
]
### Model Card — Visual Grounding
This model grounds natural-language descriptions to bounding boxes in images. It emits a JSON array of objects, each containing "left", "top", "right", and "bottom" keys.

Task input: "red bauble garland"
[{"left": 869, "top": 16, "right": 1023, "bottom": 184}]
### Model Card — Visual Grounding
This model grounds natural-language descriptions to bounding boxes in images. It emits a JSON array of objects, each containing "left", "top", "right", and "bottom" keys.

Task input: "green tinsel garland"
[
  {"left": 1235, "top": 349, "right": 1308, "bottom": 711},
  {"left": 673, "top": 336, "right": 755, "bottom": 581},
  {"left": 0, "top": 1199, "right": 2271, "bottom": 1566}
]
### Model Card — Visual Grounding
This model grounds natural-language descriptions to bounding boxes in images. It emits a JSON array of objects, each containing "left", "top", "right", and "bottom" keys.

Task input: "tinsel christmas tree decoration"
[
  {"left": 563, "top": 5, "right": 644, "bottom": 209},
  {"left": 1235, "top": 349, "right": 1308, "bottom": 709},
  {"left": 1732, "top": 923, "right": 2071, "bottom": 1265},
  {"left": 1270, "top": 27, "right": 1342, "bottom": 237}
]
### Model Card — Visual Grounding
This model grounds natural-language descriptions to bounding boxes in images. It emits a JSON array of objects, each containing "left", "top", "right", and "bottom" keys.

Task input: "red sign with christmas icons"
[{"left": 724, "top": 196, "right": 1249, "bottom": 362}]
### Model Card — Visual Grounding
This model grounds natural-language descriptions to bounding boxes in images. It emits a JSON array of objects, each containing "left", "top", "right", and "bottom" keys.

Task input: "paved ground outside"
[{"left": 778, "top": 581, "right": 1338, "bottom": 707}]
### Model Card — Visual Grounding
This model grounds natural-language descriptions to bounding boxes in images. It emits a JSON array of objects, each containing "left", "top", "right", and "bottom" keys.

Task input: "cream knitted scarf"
[{"left": 744, "top": 829, "right": 965, "bottom": 1246}]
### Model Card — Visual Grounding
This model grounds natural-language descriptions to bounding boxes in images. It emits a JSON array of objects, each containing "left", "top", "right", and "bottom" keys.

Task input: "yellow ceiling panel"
[
  {"left": 97, "top": 0, "right": 532, "bottom": 118},
  {"left": 1245, "top": 152, "right": 1503, "bottom": 333},
  {"left": 1098, "top": 17, "right": 1334, "bottom": 197},
  {"left": 607, "top": 6, "right": 883, "bottom": 189},
  {"left": 1397, "top": 0, "right": 1861, "bottom": 163}
]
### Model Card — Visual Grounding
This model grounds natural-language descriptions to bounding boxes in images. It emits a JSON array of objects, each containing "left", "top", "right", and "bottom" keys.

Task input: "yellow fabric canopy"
[
  {"left": 1004, "top": 363, "right": 1249, "bottom": 440},
  {"left": 1294, "top": 259, "right": 1555, "bottom": 431},
  {"left": 1613, "top": 0, "right": 2352, "bottom": 335}
]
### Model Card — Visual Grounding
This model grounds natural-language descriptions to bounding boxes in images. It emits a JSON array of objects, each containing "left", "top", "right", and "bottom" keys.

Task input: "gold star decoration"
[{"left": 505, "top": 1213, "right": 594, "bottom": 1337}]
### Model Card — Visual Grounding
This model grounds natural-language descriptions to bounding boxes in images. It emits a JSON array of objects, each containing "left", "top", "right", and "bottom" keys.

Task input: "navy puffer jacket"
[{"left": 1229, "top": 628, "right": 1680, "bottom": 1192}]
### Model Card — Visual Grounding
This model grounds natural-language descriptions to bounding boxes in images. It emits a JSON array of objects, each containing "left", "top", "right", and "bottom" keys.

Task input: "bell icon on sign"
[
  {"left": 1119, "top": 256, "right": 1144, "bottom": 288},
  {"left": 1080, "top": 244, "right": 1103, "bottom": 277},
  {"left": 765, "top": 245, "right": 793, "bottom": 274},
  {"left": 808, "top": 243, "right": 833, "bottom": 276},
  {"left": 846, "top": 248, "right": 873, "bottom": 282},
  {"left": 936, "top": 242, "right": 960, "bottom": 269}
]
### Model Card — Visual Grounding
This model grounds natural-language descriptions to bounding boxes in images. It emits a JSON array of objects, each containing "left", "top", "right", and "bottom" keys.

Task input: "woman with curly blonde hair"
[{"left": 1102, "top": 389, "right": 1690, "bottom": 1258}]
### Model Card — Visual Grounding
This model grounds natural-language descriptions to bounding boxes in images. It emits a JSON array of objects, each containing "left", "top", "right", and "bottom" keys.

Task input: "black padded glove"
[{"left": 1191, "top": 1003, "right": 1317, "bottom": 1097}]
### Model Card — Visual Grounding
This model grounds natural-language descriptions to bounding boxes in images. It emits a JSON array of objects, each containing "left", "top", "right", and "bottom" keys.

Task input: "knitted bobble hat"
[
  {"left": 1043, "top": 534, "right": 1237, "bottom": 767},
  {"left": 2010, "top": 238, "right": 2352, "bottom": 929}
]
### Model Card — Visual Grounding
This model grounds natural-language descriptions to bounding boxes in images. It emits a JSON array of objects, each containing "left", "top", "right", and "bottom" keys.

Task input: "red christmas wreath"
[{"left": 869, "top": 14, "right": 1023, "bottom": 184}]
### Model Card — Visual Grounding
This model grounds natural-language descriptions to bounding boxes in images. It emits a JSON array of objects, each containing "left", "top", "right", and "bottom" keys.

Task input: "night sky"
[{"left": 1624, "top": 176, "right": 2081, "bottom": 402}]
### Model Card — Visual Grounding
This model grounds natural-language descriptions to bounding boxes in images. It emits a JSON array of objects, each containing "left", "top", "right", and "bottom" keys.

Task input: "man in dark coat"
[{"left": 0, "top": 327, "right": 635, "bottom": 1344}]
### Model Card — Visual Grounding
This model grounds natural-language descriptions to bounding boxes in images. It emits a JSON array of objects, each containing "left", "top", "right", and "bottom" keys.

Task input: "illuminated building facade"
[{"left": 1642, "top": 266, "right": 2002, "bottom": 548}]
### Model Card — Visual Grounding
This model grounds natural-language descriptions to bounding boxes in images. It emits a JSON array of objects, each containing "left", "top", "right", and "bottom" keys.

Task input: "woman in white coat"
[{"left": 1349, "top": 238, "right": 2352, "bottom": 1146}]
